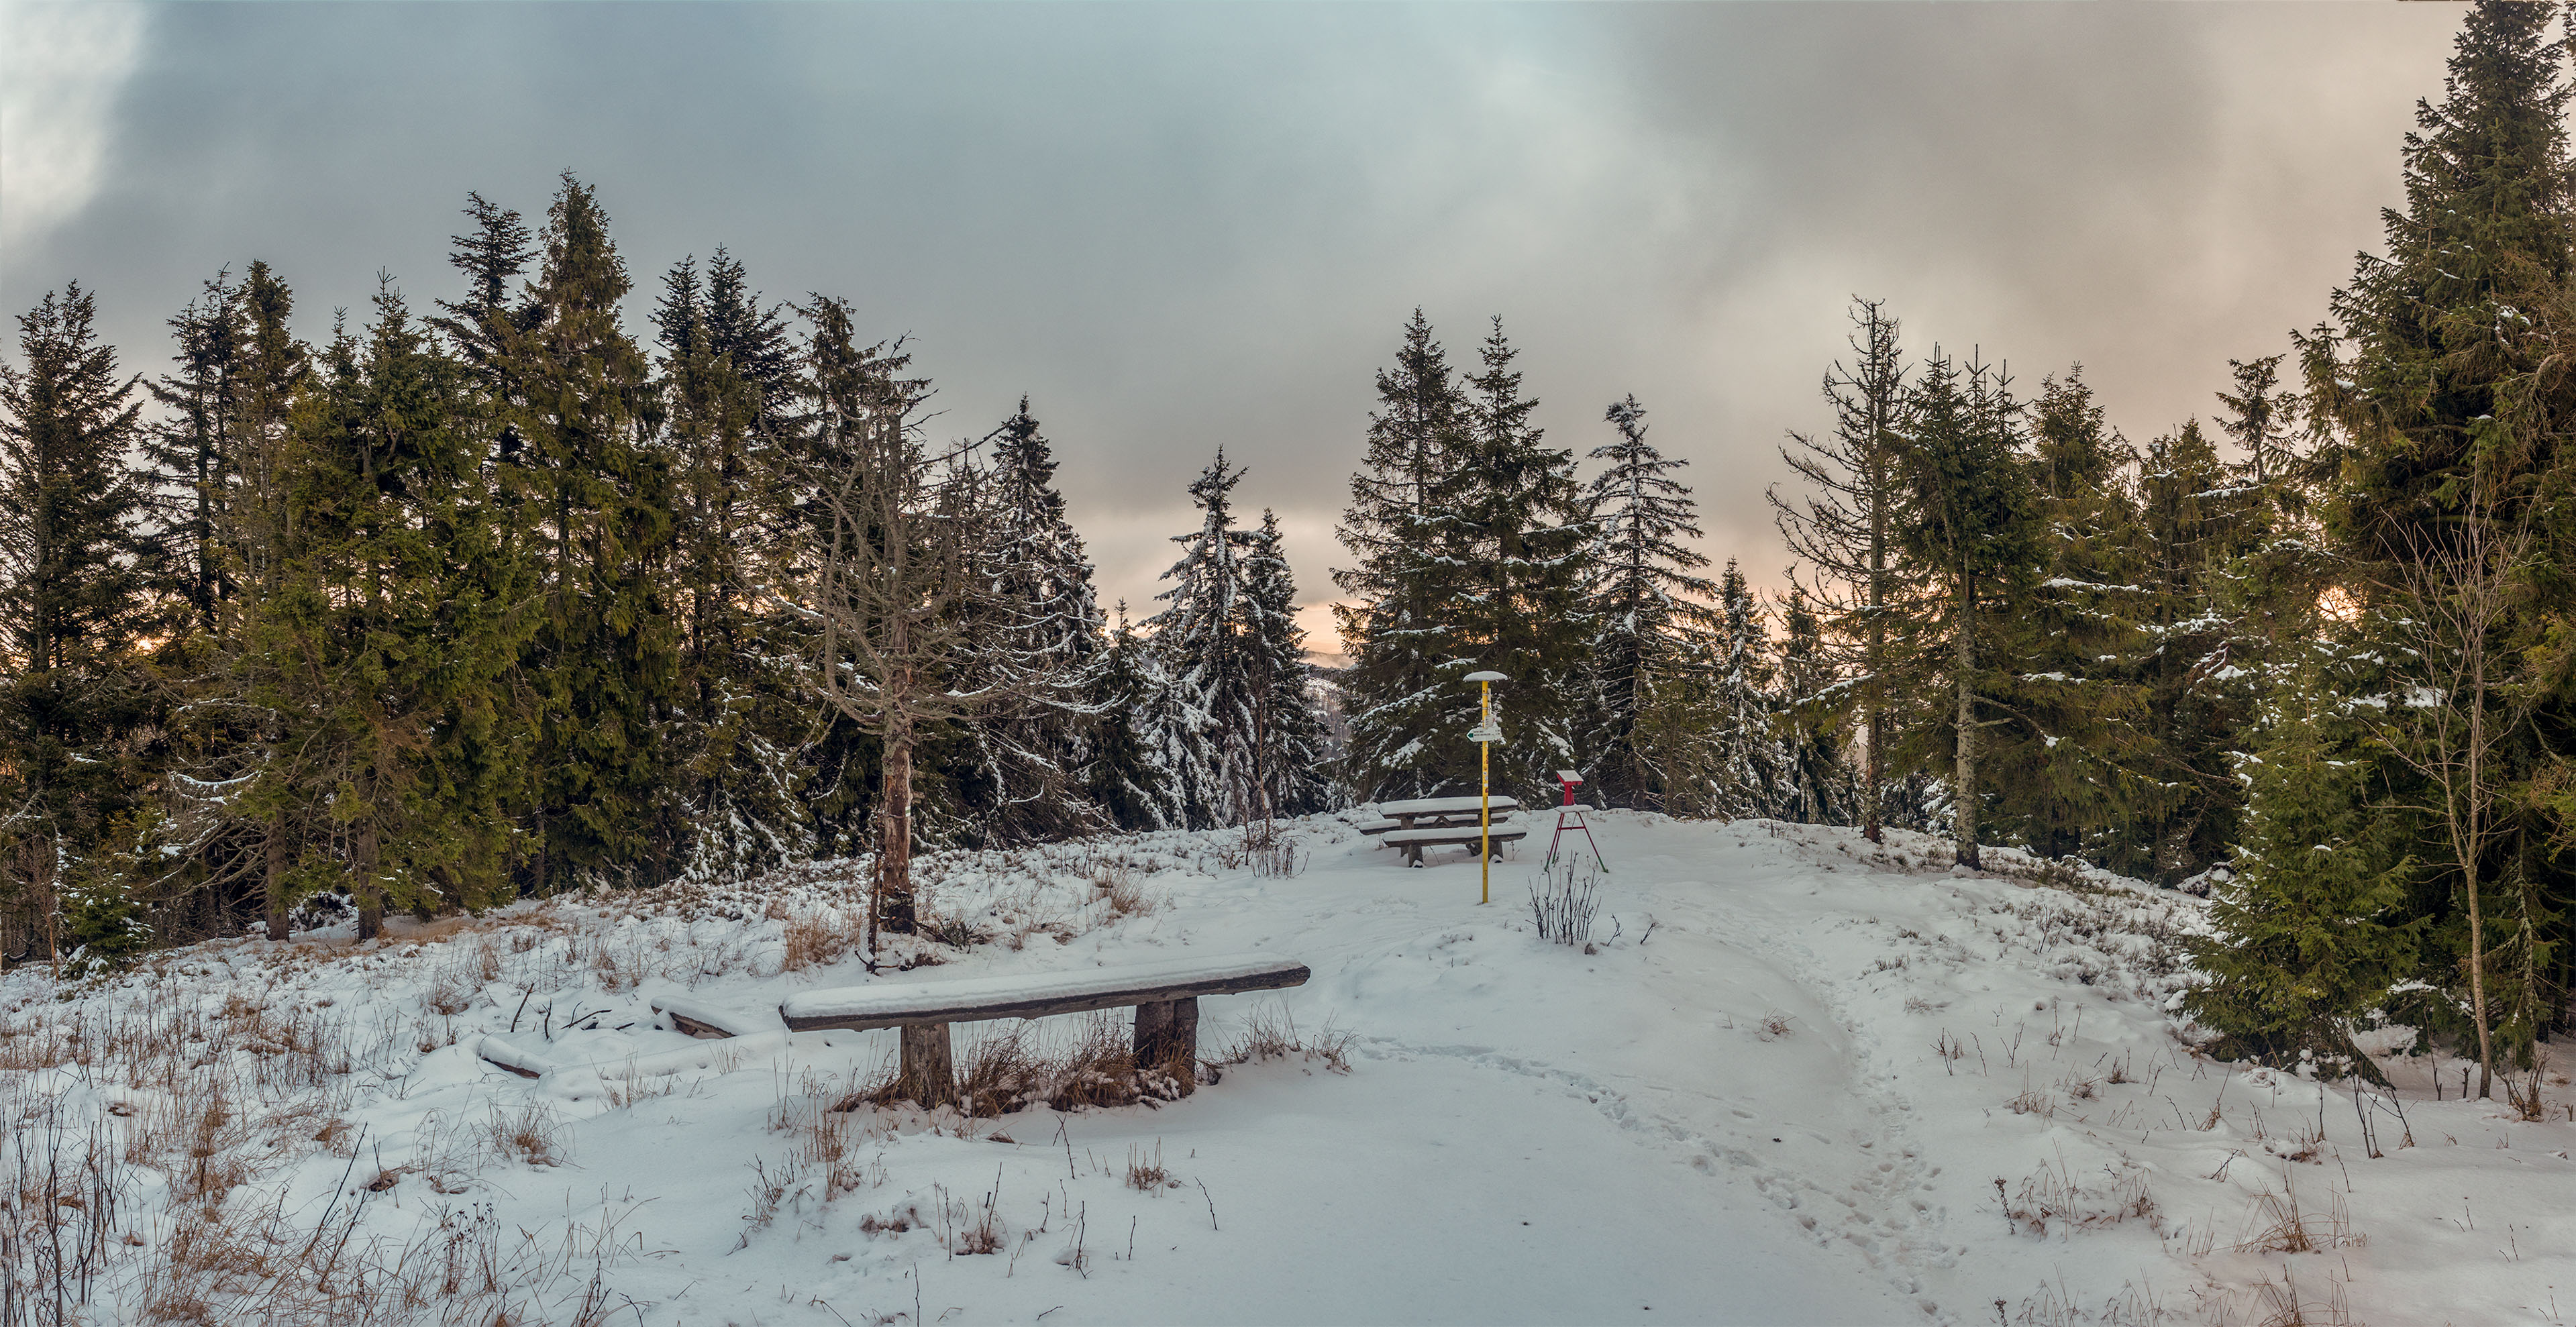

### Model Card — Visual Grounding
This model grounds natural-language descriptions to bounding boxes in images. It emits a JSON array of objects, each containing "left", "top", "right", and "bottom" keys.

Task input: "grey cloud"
[{"left": 1, "top": 1, "right": 2461, "bottom": 634}]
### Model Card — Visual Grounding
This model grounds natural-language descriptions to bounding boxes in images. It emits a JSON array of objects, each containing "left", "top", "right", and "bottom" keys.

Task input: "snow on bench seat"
[
  {"left": 778, "top": 951, "right": 1310, "bottom": 1031},
  {"left": 652, "top": 993, "right": 784, "bottom": 1040},
  {"left": 1375, "top": 795, "right": 1519, "bottom": 819},
  {"left": 782, "top": 951, "right": 1312, "bottom": 1110}
]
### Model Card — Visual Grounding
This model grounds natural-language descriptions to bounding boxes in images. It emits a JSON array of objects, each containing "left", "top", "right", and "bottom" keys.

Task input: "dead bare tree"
[
  {"left": 793, "top": 300, "right": 1048, "bottom": 953},
  {"left": 2371, "top": 464, "right": 2538, "bottom": 1100}
]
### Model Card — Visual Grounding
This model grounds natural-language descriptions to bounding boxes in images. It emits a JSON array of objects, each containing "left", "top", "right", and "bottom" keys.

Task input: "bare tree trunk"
[
  {"left": 2462, "top": 647, "right": 2494, "bottom": 1099},
  {"left": 2467, "top": 858, "right": 2493, "bottom": 1098},
  {"left": 263, "top": 817, "right": 289, "bottom": 941},
  {"left": 875, "top": 722, "right": 917, "bottom": 939},
  {"left": 1953, "top": 583, "right": 1980, "bottom": 870},
  {"left": 354, "top": 825, "right": 382, "bottom": 942},
  {"left": 1863, "top": 496, "right": 1886, "bottom": 846}
]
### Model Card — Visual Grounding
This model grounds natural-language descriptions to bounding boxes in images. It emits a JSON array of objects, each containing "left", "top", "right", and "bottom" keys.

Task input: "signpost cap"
[
  {"left": 1556, "top": 769, "right": 1583, "bottom": 786},
  {"left": 1463, "top": 670, "right": 1510, "bottom": 682}
]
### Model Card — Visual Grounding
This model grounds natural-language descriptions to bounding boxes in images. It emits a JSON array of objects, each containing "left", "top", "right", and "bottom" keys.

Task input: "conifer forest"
[{"left": 11, "top": 0, "right": 2576, "bottom": 1120}]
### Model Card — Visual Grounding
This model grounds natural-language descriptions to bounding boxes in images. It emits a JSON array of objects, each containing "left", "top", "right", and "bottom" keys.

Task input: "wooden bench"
[
  {"left": 777, "top": 952, "right": 1311, "bottom": 1108},
  {"left": 1383, "top": 820, "right": 1526, "bottom": 867}
]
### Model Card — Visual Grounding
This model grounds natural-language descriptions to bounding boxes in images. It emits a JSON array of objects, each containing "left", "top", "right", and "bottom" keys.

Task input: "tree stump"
[
  {"left": 898, "top": 1022, "right": 956, "bottom": 1108},
  {"left": 1133, "top": 997, "right": 1200, "bottom": 1094}
]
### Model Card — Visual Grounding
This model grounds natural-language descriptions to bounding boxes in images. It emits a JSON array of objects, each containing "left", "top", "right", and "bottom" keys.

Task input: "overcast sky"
[{"left": 2, "top": 1, "right": 2461, "bottom": 653}]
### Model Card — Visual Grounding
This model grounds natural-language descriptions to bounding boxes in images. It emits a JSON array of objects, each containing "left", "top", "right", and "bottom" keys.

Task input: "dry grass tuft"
[
  {"left": 2233, "top": 1174, "right": 2362, "bottom": 1255},
  {"left": 1096, "top": 865, "right": 1155, "bottom": 918},
  {"left": 1212, "top": 1002, "right": 1353, "bottom": 1076},
  {"left": 482, "top": 1102, "right": 567, "bottom": 1169},
  {"left": 2000, "top": 1153, "right": 2156, "bottom": 1236},
  {"left": 954, "top": 1026, "right": 1043, "bottom": 1117},
  {"left": 1048, "top": 1014, "right": 1147, "bottom": 1111},
  {"left": 1125, "top": 1140, "right": 1172, "bottom": 1191},
  {"left": 780, "top": 910, "right": 854, "bottom": 973}
]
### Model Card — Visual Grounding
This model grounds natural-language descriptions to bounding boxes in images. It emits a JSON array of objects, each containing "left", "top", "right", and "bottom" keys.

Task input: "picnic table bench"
[
  {"left": 1383, "top": 819, "right": 1525, "bottom": 866},
  {"left": 778, "top": 952, "right": 1310, "bottom": 1108}
]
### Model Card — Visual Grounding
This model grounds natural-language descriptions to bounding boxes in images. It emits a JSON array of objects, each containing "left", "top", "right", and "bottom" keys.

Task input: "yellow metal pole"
[{"left": 1479, "top": 678, "right": 1492, "bottom": 906}]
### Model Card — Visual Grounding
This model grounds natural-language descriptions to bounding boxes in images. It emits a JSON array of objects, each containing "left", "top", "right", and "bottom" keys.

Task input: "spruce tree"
[
  {"left": 956, "top": 397, "right": 1108, "bottom": 843},
  {"left": 653, "top": 249, "right": 809, "bottom": 884},
  {"left": 2130, "top": 419, "right": 2256, "bottom": 883},
  {"left": 1449, "top": 319, "right": 1592, "bottom": 800},
  {"left": 142, "top": 272, "right": 243, "bottom": 637},
  {"left": 2299, "top": 0, "right": 2575, "bottom": 1075},
  {"left": 199, "top": 262, "right": 314, "bottom": 940},
  {"left": 1086, "top": 601, "right": 1182, "bottom": 831},
  {"left": 1707, "top": 561, "right": 1789, "bottom": 818},
  {"left": 503, "top": 174, "right": 681, "bottom": 890},
  {"left": 1773, "top": 299, "right": 1914, "bottom": 842},
  {"left": 2184, "top": 657, "right": 2418, "bottom": 1081},
  {"left": 234, "top": 285, "right": 531, "bottom": 937},
  {"left": 1333, "top": 311, "right": 1474, "bottom": 802},
  {"left": 1895, "top": 352, "right": 2043, "bottom": 869},
  {"left": 1777, "top": 590, "right": 1857, "bottom": 826},
  {"left": 0, "top": 286, "right": 152, "bottom": 957},
  {"left": 1580, "top": 394, "right": 1718, "bottom": 811},
  {"left": 429, "top": 191, "right": 537, "bottom": 392},
  {"left": 2316, "top": 0, "right": 2570, "bottom": 566},
  {"left": 1148, "top": 452, "right": 1255, "bottom": 829},
  {"left": 1241, "top": 509, "right": 1335, "bottom": 822},
  {"left": 1981, "top": 368, "right": 2152, "bottom": 862}
]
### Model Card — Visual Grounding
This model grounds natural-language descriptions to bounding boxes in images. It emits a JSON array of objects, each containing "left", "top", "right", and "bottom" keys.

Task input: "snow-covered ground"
[{"left": 8, "top": 813, "right": 2574, "bottom": 1325}]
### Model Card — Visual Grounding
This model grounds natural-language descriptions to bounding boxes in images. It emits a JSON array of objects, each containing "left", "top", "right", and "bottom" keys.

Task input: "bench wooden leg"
[
  {"left": 1133, "top": 997, "right": 1200, "bottom": 1094},
  {"left": 898, "top": 1022, "right": 956, "bottom": 1110}
]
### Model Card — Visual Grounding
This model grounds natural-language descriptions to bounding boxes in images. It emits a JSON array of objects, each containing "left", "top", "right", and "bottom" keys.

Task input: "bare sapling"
[
  {"left": 2368, "top": 462, "right": 2537, "bottom": 1100},
  {"left": 1528, "top": 852, "right": 1603, "bottom": 946}
]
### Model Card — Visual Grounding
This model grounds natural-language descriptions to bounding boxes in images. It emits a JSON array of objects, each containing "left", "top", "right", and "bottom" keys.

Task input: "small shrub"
[
  {"left": 2503, "top": 1059, "right": 2551, "bottom": 1122},
  {"left": 1528, "top": 854, "right": 1603, "bottom": 947},
  {"left": 921, "top": 912, "right": 991, "bottom": 950}
]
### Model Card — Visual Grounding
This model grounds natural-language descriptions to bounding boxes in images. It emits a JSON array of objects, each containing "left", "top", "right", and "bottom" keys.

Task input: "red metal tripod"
[{"left": 1543, "top": 770, "right": 1606, "bottom": 870}]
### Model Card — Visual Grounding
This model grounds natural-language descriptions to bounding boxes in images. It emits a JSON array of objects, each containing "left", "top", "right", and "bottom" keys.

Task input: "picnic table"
[{"left": 1360, "top": 796, "right": 1526, "bottom": 867}]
